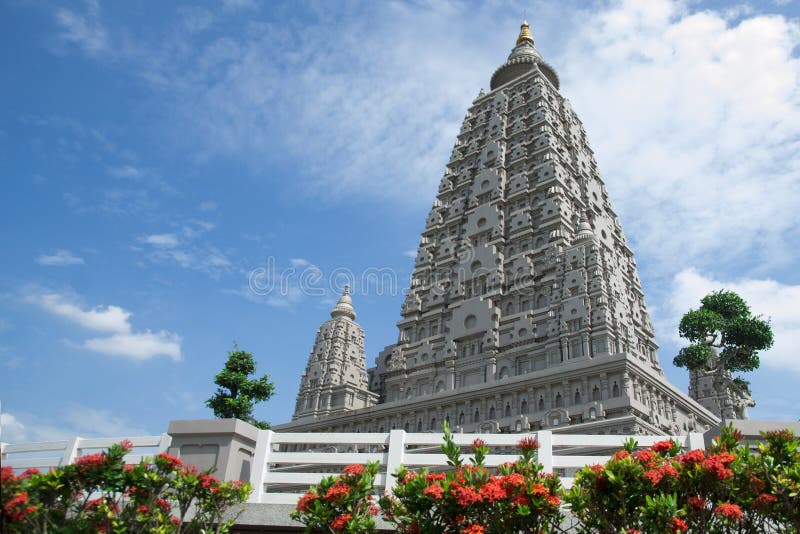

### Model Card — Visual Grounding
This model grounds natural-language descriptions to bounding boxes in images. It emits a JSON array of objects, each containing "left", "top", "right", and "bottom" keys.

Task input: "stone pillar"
[{"left": 167, "top": 419, "right": 259, "bottom": 483}]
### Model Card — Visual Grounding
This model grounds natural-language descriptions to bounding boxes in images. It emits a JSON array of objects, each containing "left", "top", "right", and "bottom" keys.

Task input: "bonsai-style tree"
[
  {"left": 206, "top": 344, "right": 275, "bottom": 429},
  {"left": 673, "top": 290, "right": 773, "bottom": 421}
]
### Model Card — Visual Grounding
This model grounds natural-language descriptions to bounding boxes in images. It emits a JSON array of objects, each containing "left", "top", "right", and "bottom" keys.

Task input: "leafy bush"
[
  {"left": 1, "top": 440, "right": 250, "bottom": 533},
  {"left": 566, "top": 425, "right": 800, "bottom": 533},
  {"left": 289, "top": 461, "right": 381, "bottom": 533},
  {"left": 379, "top": 422, "right": 562, "bottom": 533}
]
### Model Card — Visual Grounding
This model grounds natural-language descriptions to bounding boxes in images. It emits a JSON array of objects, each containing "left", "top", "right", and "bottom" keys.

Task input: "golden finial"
[{"left": 516, "top": 20, "right": 534, "bottom": 46}]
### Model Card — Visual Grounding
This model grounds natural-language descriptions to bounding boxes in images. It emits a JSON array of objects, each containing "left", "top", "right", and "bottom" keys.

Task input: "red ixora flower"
[
  {"left": 451, "top": 485, "right": 482, "bottom": 506},
  {"left": 155, "top": 452, "right": 183, "bottom": 469},
  {"left": 677, "top": 449, "right": 705, "bottom": 465},
  {"left": 423, "top": 484, "right": 444, "bottom": 500},
  {"left": 75, "top": 452, "right": 106, "bottom": 468},
  {"left": 478, "top": 478, "right": 507, "bottom": 502},
  {"left": 343, "top": 464, "right": 364, "bottom": 476},
  {"left": 156, "top": 499, "right": 171, "bottom": 512},
  {"left": 118, "top": 439, "right": 134, "bottom": 451},
  {"left": 546, "top": 494, "right": 561, "bottom": 507},
  {"left": 635, "top": 449, "right": 657, "bottom": 466},
  {"left": 713, "top": 503, "right": 743, "bottom": 522},
  {"left": 669, "top": 517, "right": 688, "bottom": 533},
  {"left": 3, "top": 491, "right": 38, "bottom": 522},
  {"left": 688, "top": 496, "right": 706, "bottom": 510},
  {"left": 472, "top": 438, "right": 485, "bottom": 448},
  {"left": 199, "top": 473, "right": 219, "bottom": 489},
  {"left": 651, "top": 440, "right": 674, "bottom": 454},
  {"left": 296, "top": 492, "right": 317, "bottom": 512},
  {"left": 754, "top": 493, "right": 778, "bottom": 508},
  {"left": 463, "top": 525, "right": 485, "bottom": 534},
  {"left": 324, "top": 481, "right": 351, "bottom": 502},
  {"left": 517, "top": 436, "right": 540, "bottom": 452},
  {"left": 643, "top": 469, "right": 663, "bottom": 486},
  {"left": 426, "top": 472, "right": 446, "bottom": 483},
  {"left": 329, "top": 513, "right": 353, "bottom": 532},
  {"left": 613, "top": 450, "right": 631, "bottom": 461}
]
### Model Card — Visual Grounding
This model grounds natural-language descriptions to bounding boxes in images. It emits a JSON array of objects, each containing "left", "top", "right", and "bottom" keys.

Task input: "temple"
[{"left": 278, "top": 22, "right": 719, "bottom": 436}]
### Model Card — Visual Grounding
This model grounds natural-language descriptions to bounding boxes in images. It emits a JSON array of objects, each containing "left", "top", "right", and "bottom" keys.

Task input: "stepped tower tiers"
[
  {"left": 292, "top": 286, "right": 379, "bottom": 419},
  {"left": 279, "top": 22, "right": 719, "bottom": 435}
]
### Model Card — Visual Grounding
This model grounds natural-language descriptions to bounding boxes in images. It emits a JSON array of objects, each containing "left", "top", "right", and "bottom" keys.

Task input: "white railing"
[
  {"left": 1, "top": 434, "right": 172, "bottom": 471},
  {"left": 248, "top": 430, "right": 706, "bottom": 505},
  {"left": 2, "top": 430, "right": 706, "bottom": 507}
]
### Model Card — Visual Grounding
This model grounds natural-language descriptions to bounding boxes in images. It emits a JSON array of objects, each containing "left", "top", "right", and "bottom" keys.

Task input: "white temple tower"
[
  {"left": 281, "top": 22, "right": 719, "bottom": 435},
  {"left": 292, "top": 286, "right": 378, "bottom": 419}
]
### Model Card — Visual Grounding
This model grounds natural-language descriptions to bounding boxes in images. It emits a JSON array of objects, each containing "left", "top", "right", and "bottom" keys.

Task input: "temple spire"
[
  {"left": 330, "top": 285, "right": 356, "bottom": 320},
  {"left": 516, "top": 20, "right": 534, "bottom": 46}
]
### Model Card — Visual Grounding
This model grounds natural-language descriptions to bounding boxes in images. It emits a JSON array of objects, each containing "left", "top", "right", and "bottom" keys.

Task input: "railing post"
[
  {"left": 157, "top": 433, "right": 172, "bottom": 453},
  {"left": 687, "top": 432, "right": 705, "bottom": 451},
  {"left": 384, "top": 430, "right": 406, "bottom": 495},
  {"left": 61, "top": 437, "right": 82, "bottom": 466},
  {"left": 248, "top": 429, "right": 274, "bottom": 503},
  {"left": 537, "top": 431, "right": 553, "bottom": 474}
]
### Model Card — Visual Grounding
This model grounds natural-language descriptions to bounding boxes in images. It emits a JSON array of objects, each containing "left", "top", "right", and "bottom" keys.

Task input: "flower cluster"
[
  {"left": 379, "top": 423, "right": 562, "bottom": 533},
  {"left": 567, "top": 425, "right": 800, "bottom": 533},
  {"left": 1, "top": 441, "right": 251, "bottom": 533},
  {"left": 290, "top": 461, "right": 380, "bottom": 533}
]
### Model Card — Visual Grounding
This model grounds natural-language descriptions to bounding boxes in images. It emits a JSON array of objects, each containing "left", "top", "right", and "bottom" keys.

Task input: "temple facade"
[{"left": 278, "top": 22, "right": 719, "bottom": 436}]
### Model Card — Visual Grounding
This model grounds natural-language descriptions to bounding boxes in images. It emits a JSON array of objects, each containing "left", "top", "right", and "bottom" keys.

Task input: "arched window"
[
  {"left": 459, "top": 412, "right": 465, "bottom": 425},
  {"left": 592, "top": 385, "right": 600, "bottom": 401},
  {"left": 404, "top": 422, "right": 410, "bottom": 431},
  {"left": 506, "top": 302, "right": 514, "bottom": 314},
  {"left": 574, "top": 389, "right": 582, "bottom": 404},
  {"left": 430, "top": 417, "right": 437, "bottom": 430},
  {"left": 436, "top": 381, "right": 446, "bottom": 393},
  {"left": 417, "top": 420, "right": 423, "bottom": 432},
  {"left": 555, "top": 393, "right": 563, "bottom": 407},
  {"left": 474, "top": 409, "right": 480, "bottom": 422},
  {"left": 515, "top": 421, "right": 523, "bottom": 432},
  {"left": 489, "top": 406, "right": 496, "bottom": 419},
  {"left": 504, "top": 403, "right": 511, "bottom": 417},
  {"left": 589, "top": 407, "right": 597, "bottom": 420},
  {"left": 612, "top": 382, "right": 620, "bottom": 397},
  {"left": 537, "top": 294, "right": 547, "bottom": 308},
  {"left": 521, "top": 399, "right": 528, "bottom": 414},
  {"left": 538, "top": 397, "right": 545, "bottom": 411}
]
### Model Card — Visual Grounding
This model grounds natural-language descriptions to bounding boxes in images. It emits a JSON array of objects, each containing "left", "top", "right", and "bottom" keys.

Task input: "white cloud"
[
  {"left": 560, "top": 0, "right": 800, "bottom": 274},
  {"left": 662, "top": 268, "right": 800, "bottom": 374},
  {"left": 1, "top": 407, "right": 150, "bottom": 444},
  {"left": 35, "top": 249, "right": 85, "bottom": 266},
  {"left": 26, "top": 291, "right": 181, "bottom": 361},
  {"left": 137, "top": 222, "right": 230, "bottom": 278},
  {"left": 26, "top": 293, "right": 131, "bottom": 333},
  {"left": 84, "top": 331, "right": 181, "bottom": 361},
  {"left": 141, "top": 233, "right": 179, "bottom": 248},
  {"left": 55, "top": 0, "right": 108, "bottom": 57}
]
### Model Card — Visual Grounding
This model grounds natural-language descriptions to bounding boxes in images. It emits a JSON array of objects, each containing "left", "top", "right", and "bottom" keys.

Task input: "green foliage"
[
  {"left": 1, "top": 441, "right": 250, "bottom": 533},
  {"left": 289, "top": 462, "right": 380, "bottom": 533},
  {"left": 379, "top": 426, "right": 562, "bottom": 533},
  {"left": 673, "top": 290, "right": 774, "bottom": 374},
  {"left": 206, "top": 344, "right": 275, "bottom": 429},
  {"left": 566, "top": 425, "right": 800, "bottom": 533}
]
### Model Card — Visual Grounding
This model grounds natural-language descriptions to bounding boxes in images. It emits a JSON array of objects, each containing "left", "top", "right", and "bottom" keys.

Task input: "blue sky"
[{"left": 1, "top": 0, "right": 799, "bottom": 442}]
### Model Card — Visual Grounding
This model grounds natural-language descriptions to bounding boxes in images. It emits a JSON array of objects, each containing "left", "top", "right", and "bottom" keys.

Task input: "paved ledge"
[{"left": 229, "top": 503, "right": 395, "bottom": 533}]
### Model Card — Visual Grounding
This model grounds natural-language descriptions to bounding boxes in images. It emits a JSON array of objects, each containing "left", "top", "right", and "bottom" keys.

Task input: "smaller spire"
[
  {"left": 516, "top": 20, "right": 534, "bottom": 46},
  {"left": 330, "top": 285, "right": 357, "bottom": 320}
]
